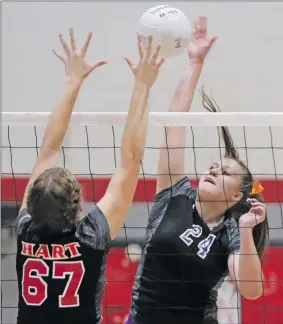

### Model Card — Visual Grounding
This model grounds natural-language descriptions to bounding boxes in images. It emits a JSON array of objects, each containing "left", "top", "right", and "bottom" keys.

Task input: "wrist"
[
  {"left": 189, "top": 56, "right": 204, "bottom": 65},
  {"left": 183, "top": 61, "right": 203, "bottom": 79},
  {"left": 186, "top": 60, "right": 204, "bottom": 73},
  {"left": 239, "top": 224, "right": 253, "bottom": 235},
  {"left": 66, "top": 76, "right": 84, "bottom": 88},
  {"left": 134, "top": 81, "right": 151, "bottom": 92}
]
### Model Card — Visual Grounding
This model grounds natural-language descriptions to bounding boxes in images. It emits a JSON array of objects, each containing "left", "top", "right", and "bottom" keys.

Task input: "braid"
[
  {"left": 27, "top": 167, "right": 82, "bottom": 232},
  {"left": 64, "top": 180, "right": 81, "bottom": 226},
  {"left": 60, "top": 173, "right": 81, "bottom": 227}
]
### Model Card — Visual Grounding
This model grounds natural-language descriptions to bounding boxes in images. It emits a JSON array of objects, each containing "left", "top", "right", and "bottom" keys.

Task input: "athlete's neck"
[{"left": 194, "top": 199, "right": 224, "bottom": 225}]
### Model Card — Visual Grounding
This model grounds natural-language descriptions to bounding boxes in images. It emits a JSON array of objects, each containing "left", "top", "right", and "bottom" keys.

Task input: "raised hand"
[
  {"left": 239, "top": 198, "right": 266, "bottom": 229},
  {"left": 53, "top": 28, "right": 107, "bottom": 82},
  {"left": 188, "top": 16, "right": 217, "bottom": 63},
  {"left": 124, "top": 35, "right": 165, "bottom": 89}
]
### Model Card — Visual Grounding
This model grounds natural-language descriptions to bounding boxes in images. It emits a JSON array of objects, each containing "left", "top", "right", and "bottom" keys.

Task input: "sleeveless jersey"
[
  {"left": 15, "top": 206, "right": 111, "bottom": 324},
  {"left": 129, "top": 177, "right": 240, "bottom": 324}
]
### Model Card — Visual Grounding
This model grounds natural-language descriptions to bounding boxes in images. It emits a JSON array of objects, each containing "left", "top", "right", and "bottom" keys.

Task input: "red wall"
[
  {"left": 242, "top": 247, "right": 283, "bottom": 324},
  {"left": 2, "top": 176, "right": 283, "bottom": 204},
  {"left": 102, "top": 247, "right": 139, "bottom": 324}
]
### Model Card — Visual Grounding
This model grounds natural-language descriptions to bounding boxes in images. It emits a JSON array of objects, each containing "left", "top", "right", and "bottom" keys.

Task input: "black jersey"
[
  {"left": 130, "top": 177, "right": 240, "bottom": 324},
  {"left": 15, "top": 206, "right": 111, "bottom": 324}
]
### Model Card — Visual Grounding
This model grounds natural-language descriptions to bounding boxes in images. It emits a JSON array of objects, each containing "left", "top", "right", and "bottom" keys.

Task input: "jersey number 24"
[
  {"left": 179, "top": 225, "right": 216, "bottom": 259},
  {"left": 22, "top": 259, "right": 85, "bottom": 307}
]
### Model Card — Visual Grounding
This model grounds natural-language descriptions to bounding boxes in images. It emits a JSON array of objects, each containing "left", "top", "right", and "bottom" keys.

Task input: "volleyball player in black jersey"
[
  {"left": 127, "top": 17, "right": 269, "bottom": 324},
  {"left": 15, "top": 28, "right": 165, "bottom": 324}
]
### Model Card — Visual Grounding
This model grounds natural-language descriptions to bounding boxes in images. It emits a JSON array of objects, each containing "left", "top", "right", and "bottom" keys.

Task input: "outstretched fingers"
[
  {"left": 54, "top": 32, "right": 72, "bottom": 62},
  {"left": 59, "top": 34, "right": 71, "bottom": 58},
  {"left": 52, "top": 49, "right": 66, "bottom": 63},
  {"left": 124, "top": 57, "right": 135, "bottom": 73},
  {"left": 150, "top": 43, "right": 161, "bottom": 64},
  {"left": 137, "top": 35, "right": 144, "bottom": 59},
  {"left": 155, "top": 56, "right": 166, "bottom": 69},
  {"left": 149, "top": 42, "right": 165, "bottom": 69},
  {"left": 55, "top": 29, "right": 95, "bottom": 63},
  {"left": 84, "top": 60, "right": 108, "bottom": 77},
  {"left": 81, "top": 32, "right": 93, "bottom": 58},
  {"left": 192, "top": 16, "right": 217, "bottom": 49},
  {"left": 143, "top": 36, "right": 165, "bottom": 68},
  {"left": 152, "top": 44, "right": 166, "bottom": 69},
  {"left": 198, "top": 16, "right": 207, "bottom": 35},
  {"left": 69, "top": 27, "right": 77, "bottom": 52},
  {"left": 208, "top": 36, "right": 218, "bottom": 49},
  {"left": 144, "top": 36, "right": 153, "bottom": 61},
  {"left": 193, "top": 16, "right": 207, "bottom": 40}
]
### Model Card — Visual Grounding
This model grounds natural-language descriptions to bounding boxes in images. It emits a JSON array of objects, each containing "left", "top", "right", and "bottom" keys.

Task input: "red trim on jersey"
[{"left": 2, "top": 176, "right": 283, "bottom": 203}]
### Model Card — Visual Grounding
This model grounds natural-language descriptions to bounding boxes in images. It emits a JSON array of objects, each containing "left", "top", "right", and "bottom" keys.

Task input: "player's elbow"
[
  {"left": 121, "top": 131, "right": 146, "bottom": 160},
  {"left": 121, "top": 145, "right": 143, "bottom": 166},
  {"left": 242, "top": 292, "right": 262, "bottom": 300},
  {"left": 240, "top": 285, "right": 263, "bottom": 300}
]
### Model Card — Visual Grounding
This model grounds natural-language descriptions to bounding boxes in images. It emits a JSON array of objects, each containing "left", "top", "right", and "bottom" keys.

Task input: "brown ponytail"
[{"left": 200, "top": 88, "right": 269, "bottom": 259}]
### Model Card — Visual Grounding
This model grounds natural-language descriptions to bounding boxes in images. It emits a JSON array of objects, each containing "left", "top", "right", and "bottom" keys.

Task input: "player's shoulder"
[
  {"left": 221, "top": 217, "right": 240, "bottom": 253},
  {"left": 168, "top": 192, "right": 196, "bottom": 212},
  {"left": 15, "top": 208, "right": 32, "bottom": 236},
  {"left": 76, "top": 205, "right": 111, "bottom": 251},
  {"left": 223, "top": 216, "right": 239, "bottom": 233},
  {"left": 147, "top": 178, "right": 196, "bottom": 229},
  {"left": 155, "top": 177, "right": 196, "bottom": 203}
]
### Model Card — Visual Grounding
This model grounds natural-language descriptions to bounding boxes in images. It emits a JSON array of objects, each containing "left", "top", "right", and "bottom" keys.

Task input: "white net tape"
[{"left": 3, "top": 112, "right": 283, "bottom": 126}]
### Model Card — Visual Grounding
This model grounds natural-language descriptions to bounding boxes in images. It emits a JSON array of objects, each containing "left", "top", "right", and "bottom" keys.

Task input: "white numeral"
[
  {"left": 197, "top": 234, "right": 216, "bottom": 259},
  {"left": 179, "top": 226, "right": 216, "bottom": 260},
  {"left": 179, "top": 225, "right": 202, "bottom": 247}
]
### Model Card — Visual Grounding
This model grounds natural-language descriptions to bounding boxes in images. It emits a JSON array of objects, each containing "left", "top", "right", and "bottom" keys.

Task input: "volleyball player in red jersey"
[
  {"left": 15, "top": 28, "right": 165, "bottom": 324},
  {"left": 127, "top": 17, "right": 269, "bottom": 324}
]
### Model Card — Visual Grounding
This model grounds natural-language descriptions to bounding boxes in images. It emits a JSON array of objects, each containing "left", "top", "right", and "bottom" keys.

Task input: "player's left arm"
[
  {"left": 19, "top": 28, "right": 107, "bottom": 214},
  {"left": 227, "top": 201, "right": 266, "bottom": 300},
  {"left": 156, "top": 17, "right": 217, "bottom": 194}
]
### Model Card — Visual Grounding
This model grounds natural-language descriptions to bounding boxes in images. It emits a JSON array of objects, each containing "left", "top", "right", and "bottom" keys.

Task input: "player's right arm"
[
  {"left": 16, "top": 28, "right": 107, "bottom": 233},
  {"left": 96, "top": 36, "right": 165, "bottom": 240},
  {"left": 156, "top": 17, "right": 217, "bottom": 194}
]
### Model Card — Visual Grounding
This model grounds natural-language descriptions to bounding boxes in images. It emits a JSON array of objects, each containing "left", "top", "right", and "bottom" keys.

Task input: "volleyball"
[{"left": 137, "top": 5, "right": 191, "bottom": 58}]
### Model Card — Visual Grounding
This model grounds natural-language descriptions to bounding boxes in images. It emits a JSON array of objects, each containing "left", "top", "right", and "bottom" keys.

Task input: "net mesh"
[{"left": 1, "top": 113, "right": 283, "bottom": 324}]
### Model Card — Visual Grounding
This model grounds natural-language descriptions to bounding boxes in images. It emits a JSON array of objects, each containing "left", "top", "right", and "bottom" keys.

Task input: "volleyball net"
[{"left": 1, "top": 112, "right": 283, "bottom": 324}]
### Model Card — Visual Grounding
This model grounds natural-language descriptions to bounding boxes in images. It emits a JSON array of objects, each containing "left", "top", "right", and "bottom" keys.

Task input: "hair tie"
[{"left": 251, "top": 182, "right": 264, "bottom": 195}]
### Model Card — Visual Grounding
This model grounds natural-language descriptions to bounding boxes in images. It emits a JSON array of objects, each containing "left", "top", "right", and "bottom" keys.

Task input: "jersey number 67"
[{"left": 22, "top": 259, "right": 85, "bottom": 307}]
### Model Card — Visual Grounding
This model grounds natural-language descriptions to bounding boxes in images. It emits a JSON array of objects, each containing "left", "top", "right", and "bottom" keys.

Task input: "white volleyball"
[{"left": 137, "top": 5, "right": 191, "bottom": 58}]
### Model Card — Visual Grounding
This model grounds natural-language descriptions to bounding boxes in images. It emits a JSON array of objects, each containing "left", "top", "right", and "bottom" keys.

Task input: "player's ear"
[{"left": 231, "top": 190, "right": 243, "bottom": 203}]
